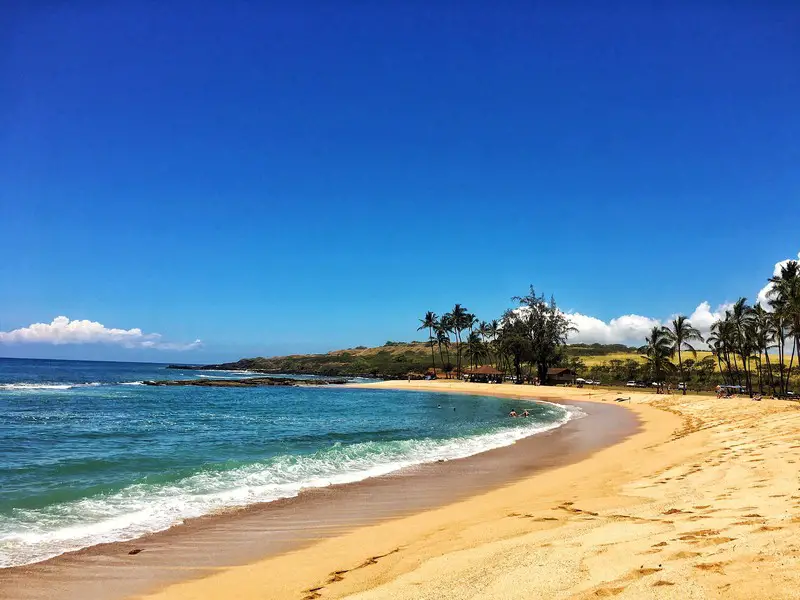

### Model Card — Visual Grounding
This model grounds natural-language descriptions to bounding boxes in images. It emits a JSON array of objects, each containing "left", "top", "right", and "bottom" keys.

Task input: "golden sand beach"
[{"left": 122, "top": 380, "right": 800, "bottom": 600}]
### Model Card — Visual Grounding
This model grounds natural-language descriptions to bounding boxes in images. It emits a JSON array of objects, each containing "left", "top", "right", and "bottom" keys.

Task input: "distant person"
[
  {"left": 522, "top": 409, "right": 529, "bottom": 417},
  {"left": 509, "top": 410, "right": 518, "bottom": 418}
]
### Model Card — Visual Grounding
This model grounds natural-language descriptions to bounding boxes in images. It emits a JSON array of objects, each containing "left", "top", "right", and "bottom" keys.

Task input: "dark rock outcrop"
[{"left": 142, "top": 377, "right": 347, "bottom": 387}]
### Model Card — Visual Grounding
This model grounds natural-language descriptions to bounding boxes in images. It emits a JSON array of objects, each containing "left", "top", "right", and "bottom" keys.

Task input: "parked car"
[
  {"left": 677, "top": 382, "right": 687, "bottom": 390},
  {"left": 626, "top": 381, "right": 637, "bottom": 387}
]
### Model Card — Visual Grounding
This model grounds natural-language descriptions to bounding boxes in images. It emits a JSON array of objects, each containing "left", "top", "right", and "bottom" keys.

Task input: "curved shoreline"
[{"left": 0, "top": 386, "right": 639, "bottom": 600}]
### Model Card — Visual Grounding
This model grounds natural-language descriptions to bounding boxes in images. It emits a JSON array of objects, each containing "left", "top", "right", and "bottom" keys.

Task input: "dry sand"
[{"left": 127, "top": 380, "right": 800, "bottom": 599}]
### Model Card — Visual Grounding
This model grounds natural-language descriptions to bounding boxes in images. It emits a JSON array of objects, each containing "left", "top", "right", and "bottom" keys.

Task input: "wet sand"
[
  {"left": 0, "top": 393, "right": 637, "bottom": 600},
  {"left": 125, "top": 381, "right": 800, "bottom": 600}
]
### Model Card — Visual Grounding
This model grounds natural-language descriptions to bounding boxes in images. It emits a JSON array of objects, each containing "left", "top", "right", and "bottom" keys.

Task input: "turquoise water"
[{"left": 0, "top": 358, "right": 577, "bottom": 568}]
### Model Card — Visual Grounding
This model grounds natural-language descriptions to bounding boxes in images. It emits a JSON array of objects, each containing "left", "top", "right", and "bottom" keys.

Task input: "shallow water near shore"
[{"left": 0, "top": 358, "right": 577, "bottom": 568}]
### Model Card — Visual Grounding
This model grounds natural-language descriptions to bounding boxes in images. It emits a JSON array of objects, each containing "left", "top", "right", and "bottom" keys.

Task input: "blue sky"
[{"left": 1, "top": 2, "right": 799, "bottom": 362}]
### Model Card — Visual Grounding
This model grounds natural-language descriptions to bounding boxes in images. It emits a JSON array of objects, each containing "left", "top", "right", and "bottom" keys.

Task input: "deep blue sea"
[{"left": 0, "top": 357, "right": 576, "bottom": 568}]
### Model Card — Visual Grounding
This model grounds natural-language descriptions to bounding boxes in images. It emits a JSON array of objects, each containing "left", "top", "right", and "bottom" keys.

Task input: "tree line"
[
  {"left": 418, "top": 261, "right": 800, "bottom": 396},
  {"left": 418, "top": 286, "right": 575, "bottom": 383},
  {"left": 585, "top": 261, "right": 800, "bottom": 396}
]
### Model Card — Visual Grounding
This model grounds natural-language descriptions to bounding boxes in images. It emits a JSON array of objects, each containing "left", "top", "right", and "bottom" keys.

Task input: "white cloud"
[
  {"left": 756, "top": 252, "right": 800, "bottom": 308},
  {"left": 686, "top": 301, "right": 733, "bottom": 333},
  {"left": 566, "top": 312, "right": 661, "bottom": 346},
  {"left": 565, "top": 301, "right": 732, "bottom": 347},
  {"left": 565, "top": 251, "right": 799, "bottom": 346},
  {"left": 0, "top": 316, "right": 202, "bottom": 350}
]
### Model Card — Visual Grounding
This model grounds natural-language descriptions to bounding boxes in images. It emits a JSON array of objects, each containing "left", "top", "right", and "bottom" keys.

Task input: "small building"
[
  {"left": 463, "top": 365, "right": 504, "bottom": 383},
  {"left": 546, "top": 368, "right": 576, "bottom": 385}
]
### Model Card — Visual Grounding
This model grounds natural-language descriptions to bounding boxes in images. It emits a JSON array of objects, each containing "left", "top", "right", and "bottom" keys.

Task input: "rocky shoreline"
[
  {"left": 166, "top": 362, "right": 386, "bottom": 380},
  {"left": 143, "top": 377, "right": 348, "bottom": 387}
]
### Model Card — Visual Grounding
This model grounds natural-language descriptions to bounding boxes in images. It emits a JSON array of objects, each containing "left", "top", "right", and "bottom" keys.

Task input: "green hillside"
[{"left": 179, "top": 341, "right": 641, "bottom": 379}]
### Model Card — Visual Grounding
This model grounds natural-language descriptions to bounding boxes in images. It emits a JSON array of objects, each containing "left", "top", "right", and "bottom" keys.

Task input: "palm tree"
[
  {"left": 417, "top": 311, "right": 438, "bottom": 376},
  {"left": 464, "top": 331, "right": 488, "bottom": 369},
  {"left": 768, "top": 261, "right": 800, "bottom": 396},
  {"left": 437, "top": 314, "right": 454, "bottom": 377},
  {"left": 709, "top": 315, "right": 739, "bottom": 385},
  {"left": 436, "top": 327, "right": 451, "bottom": 377},
  {"left": 730, "top": 298, "right": 755, "bottom": 394},
  {"left": 751, "top": 304, "right": 776, "bottom": 395},
  {"left": 449, "top": 304, "right": 470, "bottom": 377},
  {"left": 663, "top": 316, "right": 703, "bottom": 395},
  {"left": 768, "top": 297, "right": 789, "bottom": 395},
  {"left": 706, "top": 326, "right": 727, "bottom": 383},
  {"left": 487, "top": 319, "right": 500, "bottom": 366},
  {"left": 642, "top": 326, "right": 675, "bottom": 392}
]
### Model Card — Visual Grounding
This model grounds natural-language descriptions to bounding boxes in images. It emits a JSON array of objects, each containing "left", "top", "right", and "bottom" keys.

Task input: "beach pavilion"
[
  {"left": 463, "top": 365, "right": 504, "bottom": 383},
  {"left": 546, "top": 367, "right": 577, "bottom": 385}
]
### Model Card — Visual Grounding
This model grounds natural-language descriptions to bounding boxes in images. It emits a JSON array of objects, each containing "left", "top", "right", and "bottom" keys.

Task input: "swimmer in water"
[
  {"left": 509, "top": 410, "right": 518, "bottom": 417},
  {"left": 522, "top": 409, "right": 530, "bottom": 417}
]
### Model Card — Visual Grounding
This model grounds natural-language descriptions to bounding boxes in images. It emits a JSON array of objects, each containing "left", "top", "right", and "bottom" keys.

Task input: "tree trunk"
[
  {"left": 777, "top": 329, "right": 786, "bottom": 395},
  {"left": 429, "top": 328, "right": 437, "bottom": 374},
  {"left": 756, "top": 351, "right": 764, "bottom": 394},
  {"left": 732, "top": 352, "right": 742, "bottom": 387},
  {"left": 456, "top": 330, "right": 462, "bottom": 378},
  {"left": 764, "top": 345, "right": 775, "bottom": 395},
  {"left": 678, "top": 347, "right": 685, "bottom": 395}
]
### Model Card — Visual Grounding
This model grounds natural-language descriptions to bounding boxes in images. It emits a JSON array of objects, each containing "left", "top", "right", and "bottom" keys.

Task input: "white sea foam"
[
  {"left": 0, "top": 382, "right": 102, "bottom": 391},
  {"left": 0, "top": 381, "right": 149, "bottom": 391},
  {"left": 0, "top": 402, "right": 583, "bottom": 568}
]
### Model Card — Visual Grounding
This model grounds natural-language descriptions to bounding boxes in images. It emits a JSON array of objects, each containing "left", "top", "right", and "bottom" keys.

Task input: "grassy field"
[{"left": 580, "top": 350, "right": 795, "bottom": 371}]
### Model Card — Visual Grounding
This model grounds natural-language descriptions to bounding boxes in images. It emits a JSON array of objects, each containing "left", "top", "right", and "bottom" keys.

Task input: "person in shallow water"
[
  {"left": 522, "top": 409, "right": 529, "bottom": 417},
  {"left": 509, "top": 410, "right": 518, "bottom": 417}
]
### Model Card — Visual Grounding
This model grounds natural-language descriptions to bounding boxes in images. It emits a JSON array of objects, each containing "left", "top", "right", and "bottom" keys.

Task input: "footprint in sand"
[{"left": 694, "top": 562, "right": 727, "bottom": 574}]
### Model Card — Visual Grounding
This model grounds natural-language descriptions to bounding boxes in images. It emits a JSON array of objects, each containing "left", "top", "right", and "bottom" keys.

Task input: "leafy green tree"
[
  {"left": 511, "top": 287, "right": 577, "bottom": 384},
  {"left": 497, "top": 310, "right": 532, "bottom": 383},
  {"left": 624, "top": 359, "right": 640, "bottom": 382},
  {"left": 568, "top": 356, "right": 586, "bottom": 375}
]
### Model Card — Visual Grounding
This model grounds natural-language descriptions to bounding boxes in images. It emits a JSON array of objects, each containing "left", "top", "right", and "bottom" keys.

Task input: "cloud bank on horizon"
[
  {"left": 0, "top": 316, "right": 202, "bottom": 351},
  {"left": 566, "top": 252, "right": 800, "bottom": 346},
  {"left": 565, "top": 301, "right": 729, "bottom": 347}
]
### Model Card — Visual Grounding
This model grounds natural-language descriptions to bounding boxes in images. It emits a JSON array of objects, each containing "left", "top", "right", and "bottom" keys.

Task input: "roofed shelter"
[
  {"left": 546, "top": 368, "right": 576, "bottom": 385},
  {"left": 463, "top": 365, "right": 504, "bottom": 383}
]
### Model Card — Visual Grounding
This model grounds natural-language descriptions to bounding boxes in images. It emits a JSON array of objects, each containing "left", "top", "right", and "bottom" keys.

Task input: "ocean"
[{"left": 0, "top": 357, "right": 578, "bottom": 568}]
